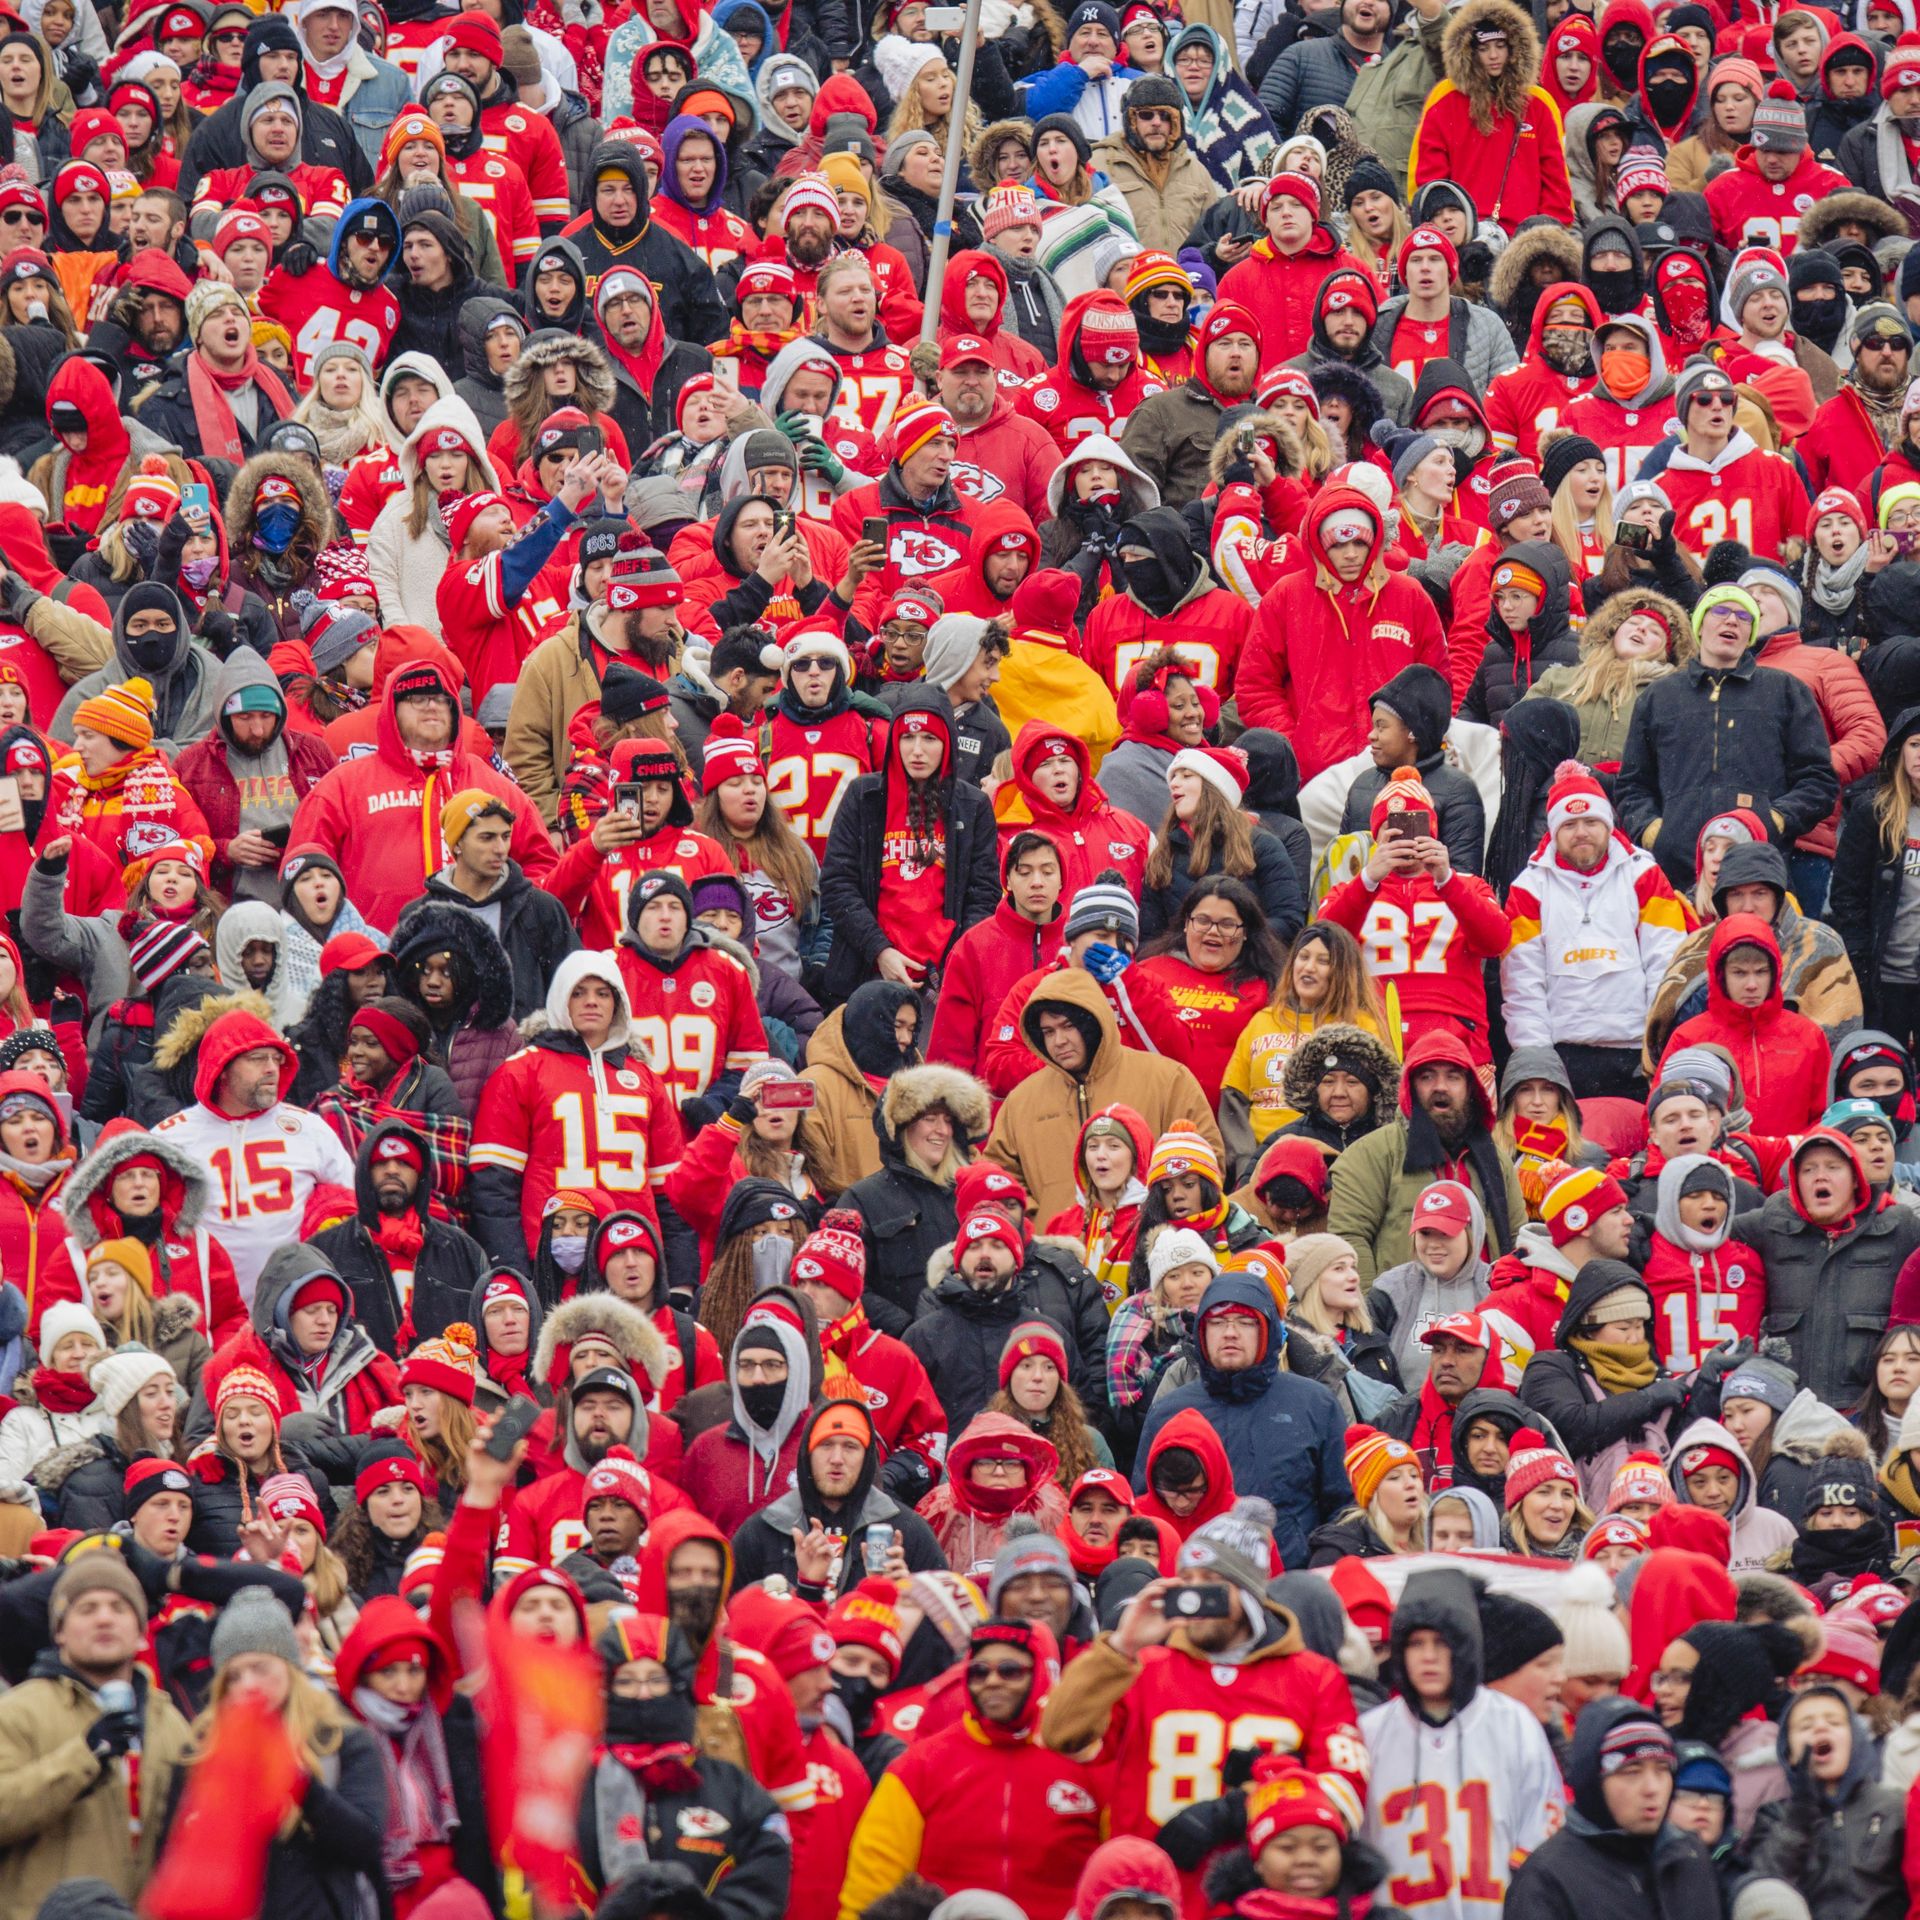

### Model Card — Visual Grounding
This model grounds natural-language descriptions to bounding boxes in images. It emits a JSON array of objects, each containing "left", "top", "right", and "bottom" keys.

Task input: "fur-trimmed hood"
[
  {"left": 223, "top": 450, "right": 331, "bottom": 556},
  {"left": 152, "top": 989, "right": 278, "bottom": 1075},
  {"left": 879, "top": 1063, "right": 992, "bottom": 1144},
  {"left": 532, "top": 1291, "right": 670, "bottom": 1390},
  {"left": 1280, "top": 1021, "right": 1400, "bottom": 1114},
  {"left": 1207, "top": 411, "right": 1306, "bottom": 487},
  {"left": 1577, "top": 583, "right": 1696, "bottom": 666},
  {"left": 969, "top": 117, "right": 1035, "bottom": 194},
  {"left": 60, "top": 1124, "right": 213, "bottom": 1252},
  {"left": 1799, "top": 190, "right": 1905, "bottom": 254},
  {"left": 390, "top": 903, "right": 518, "bottom": 1034},
  {"left": 1490, "top": 221, "right": 1584, "bottom": 317},
  {"left": 1442, "top": 0, "right": 1542, "bottom": 127},
  {"left": 502, "top": 330, "right": 616, "bottom": 421}
]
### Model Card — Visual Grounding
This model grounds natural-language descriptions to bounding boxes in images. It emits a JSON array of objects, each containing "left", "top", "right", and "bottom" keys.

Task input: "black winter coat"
[
  {"left": 576, "top": 1749, "right": 791, "bottom": 1919},
  {"left": 185, "top": 1446, "right": 328, "bottom": 1558},
  {"left": 842, "top": 1151, "right": 961, "bottom": 1338},
  {"left": 730, "top": 1481, "right": 948, "bottom": 1593},
  {"left": 818, "top": 686, "right": 1002, "bottom": 1005},
  {"left": 1139, "top": 821, "right": 1306, "bottom": 945},
  {"left": 904, "top": 1245, "right": 1111, "bottom": 1434},
  {"left": 176, "top": 94, "right": 371, "bottom": 207},
  {"left": 415, "top": 864, "right": 581, "bottom": 1024},
  {"left": 1504, "top": 1818, "right": 1723, "bottom": 1920},
  {"left": 1461, "top": 613, "right": 1582, "bottom": 733},
  {"left": 1615, "top": 653, "right": 1841, "bottom": 889},
  {"left": 1733, "top": 1188, "right": 1920, "bottom": 1411},
  {"left": 1830, "top": 711, "right": 1920, "bottom": 1021},
  {"left": 1339, "top": 755, "right": 1489, "bottom": 880},
  {"left": 1747, "top": 1759, "right": 1910, "bottom": 1920}
]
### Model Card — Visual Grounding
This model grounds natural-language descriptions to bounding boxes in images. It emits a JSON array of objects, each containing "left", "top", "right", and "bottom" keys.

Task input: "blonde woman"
[
  {"left": 260, "top": 1471, "right": 360, "bottom": 1654},
  {"left": 882, "top": 39, "right": 981, "bottom": 150},
  {"left": 1831, "top": 713, "right": 1920, "bottom": 1053},
  {"left": 1541, "top": 428, "right": 1614, "bottom": 577},
  {"left": 1342, "top": 176, "right": 1409, "bottom": 285},
  {"left": 1250, "top": 382, "right": 1334, "bottom": 483},
  {"left": 397, "top": 1326, "right": 480, "bottom": 1505},
  {"left": 1221, "top": 927, "right": 1386, "bottom": 1161},
  {"left": 1521, "top": 585, "right": 1691, "bottom": 768},
  {"left": 191, "top": 1586, "right": 387, "bottom": 1913},
  {"left": 84, "top": 1239, "right": 210, "bottom": 1396},
  {"left": 1500, "top": 1443, "right": 1594, "bottom": 1559},
  {"left": 1309, "top": 1424, "right": 1428, "bottom": 1561},
  {"left": 291, "top": 344, "right": 392, "bottom": 469},
  {"left": 365, "top": 392, "right": 501, "bottom": 634},
  {"left": 1284, "top": 1233, "right": 1400, "bottom": 1393}
]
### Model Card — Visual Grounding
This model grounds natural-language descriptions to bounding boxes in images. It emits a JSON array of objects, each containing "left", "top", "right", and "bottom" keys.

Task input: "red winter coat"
[
  {"left": 0, "top": 1073, "right": 76, "bottom": 1336},
  {"left": 927, "top": 897, "right": 1067, "bottom": 1081},
  {"left": 818, "top": 1305, "right": 948, "bottom": 1486},
  {"left": 990, "top": 718, "right": 1152, "bottom": 899},
  {"left": 937, "top": 252, "right": 1049, "bottom": 390},
  {"left": 286, "top": 654, "right": 556, "bottom": 933},
  {"left": 1659, "top": 915, "right": 1832, "bottom": 1135},
  {"left": 1703, "top": 147, "right": 1851, "bottom": 252},
  {"left": 663, "top": 1110, "right": 818, "bottom": 1271},
  {"left": 1016, "top": 293, "right": 1166, "bottom": 455},
  {"left": 1753, "top": 628, "right": 1885, "bottom": 858},
  {"left": 1797, "top": 383, "right": 1894, "bottom": 500},
  {"left": 501, "top": 1445, "right": 692, "bottom": 1565},
  {"left": 1217, "top": 228, "right": 1376, "bottom": 370},
  {"left": 925, "top": 498, "right": 1043, "bottom": 623},
  {"left": 951, "top": 396, "right": 1058, "bottom": 526},
  {"left": 1410, "top": 82, "right": 1574, "bottom": 225},
  {"left": 1237, "top": 487, "right": 1450, "bottom": 778},
  {"left": 172, "top": 723, "right": 339, "bottom": 899},
  {"left": 1484, "top": 279, "right": 1602, "bottom": 461}
]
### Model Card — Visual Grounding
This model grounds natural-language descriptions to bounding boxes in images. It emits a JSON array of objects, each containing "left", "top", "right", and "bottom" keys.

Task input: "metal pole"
[{"left": 919, "top": 0, "right": 985, "bottom": 345}]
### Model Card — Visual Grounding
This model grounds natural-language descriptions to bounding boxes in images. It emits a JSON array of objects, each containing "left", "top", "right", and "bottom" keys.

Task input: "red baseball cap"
[{"left": 940, "top": 333, "right": 993, "bottom": 369}]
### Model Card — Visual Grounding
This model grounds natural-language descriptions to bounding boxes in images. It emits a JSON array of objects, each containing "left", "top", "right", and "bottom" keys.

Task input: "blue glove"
[{"left": 1083, "top": 942, "right": 1131, "bottom": 984}]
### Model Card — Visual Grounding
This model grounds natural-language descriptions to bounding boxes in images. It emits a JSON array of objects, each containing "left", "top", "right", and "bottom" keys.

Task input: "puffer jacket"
[
  {"left": 1739, "top": 1128, "right": 1920, "bottom": 1411},
  {"left": 1754, "top": 623, "right": 1886, "bottom": 859},
  {"left": 841, "top": 1066, "right": 992, "bottom": 1337}
]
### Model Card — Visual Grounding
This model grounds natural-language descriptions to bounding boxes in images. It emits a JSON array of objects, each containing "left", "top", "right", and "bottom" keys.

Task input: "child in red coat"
[{"left": 1643, "top": 1153, "right": 1765, "bottom": 1371}]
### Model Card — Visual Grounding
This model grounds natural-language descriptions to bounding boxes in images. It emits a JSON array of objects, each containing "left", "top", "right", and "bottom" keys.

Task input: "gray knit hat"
[
  {"left": 1176, "top": 1495, "right": 1277, "bottom": 1603},
  {"left": 299, "top": 594, "right": 378, "bottom": 676},
  {"left": 1724, "top": 255, "right": 1787, "bottom": 325},
  {"left": 1739, "top": 561, "right": 1802, "bottom": 630},
  {"left": 1748, "top": 92, "right": 1807, "bottom": 151},
  {"left": 740, "top": 428, "right": 798, "bottom": 476},
  {"left": 987, "top": 1515, "right": 1074, "bottom": 1612},
  {"left": 882, "top": 128, "right": 937, "bottom": 174},
  {"left": 1720, "top": 1355, "right": 1797, "bottom": 1414},
  {"left": 208, "top": 1583, "right": 301, "bottom": 1671},
  {"left": 1673, "top": 359, "right": 1738, "bottom": 421},
  {"left": 1063, "top": 870, "right": 1138, "bottom": 944}
]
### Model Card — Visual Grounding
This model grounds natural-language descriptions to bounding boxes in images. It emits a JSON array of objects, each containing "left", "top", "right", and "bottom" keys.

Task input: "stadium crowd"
[{"left": 8, "top": 0, "right": 1920, "bottom": 1914}]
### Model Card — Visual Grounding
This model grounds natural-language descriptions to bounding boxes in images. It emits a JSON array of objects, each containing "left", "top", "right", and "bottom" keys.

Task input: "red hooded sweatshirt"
[
  {"left": 1659, "top": 915, "right": 1832, "bottom": 1135},
  {"left": 1624, "top": 1545, "right": 1737, "bottom": 1700},
  {"left": 990, "top": 718, "right": 1151, "bottom": 899},
  {"left": 1484, "top": 279, "right": 1602, "bottom": 465},
  {"left": 925, "top": 497, "right": 1043, "bottom": 622},
  {"left": 1237, "top": 486, "right": 1450, "bottom": 779}
]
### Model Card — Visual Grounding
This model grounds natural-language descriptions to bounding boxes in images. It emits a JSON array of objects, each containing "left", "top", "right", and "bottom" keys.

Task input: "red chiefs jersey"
[
  {"left": 1560, "top": 386, "right": 1678, "bottom": 495},
  {"left": 651, "top": 196, "right": 755, "bottom": 277},
  {"left": 1079, "top": 586, "right": 1249, "bottom": 697},
  {"left": 447, "top": 147, "right": 540, "bottom": 280},
  {"left": 380, "top": 16, "right": 448, "bottom": 81},
  {"left": 1658, "top": 437, "right": 1811, "bottom": 561},
  {"left": 819, "top": 338, "right": 914, "bottom": 442},
  {"left": 193, "top": 161, "right": 348, "bottom": 223},
  {"left": 1484, "top": 358, "right": 1596, "bottom": 463},
  {"left": 547, "top": 824, "right": 739, "bottom": 950},
  {"left": 257, "top": 266, "right": 400, "bottom": 389},
  {"left": 614, "top": 940, "right": 769, "bottom": 1099},
  {"left": 479, "top": 96, "right": 571, "bottom": 231},
  {"left": 763, "top": 704, "right": 888, "bottom": 861},
  {"left": 1704, "top": 151, "right": 1851, "bottom": 253},
  {"left": 1642, "top": 1231, "right": 1766, "bottom": 1371},
  {"left": 1058, "top": 1637, "right": 1367, "bottom": 1903},
  {"left": 1318, "top": 870, "right": 1513, "bottom": 1050},
  {"left": 337, "top": 442, "right": 402, "bottom": 542},
  {"left": 0, "top": 627, "right": 72, "bottom": 731},
  {"left": 471, "top": 1038, "right": 685, "bottom": 1258},
  {"left": 435, "top": 546, "right": 528, "bottom": 709},
  {"left": 1017, "top": 364, "right": 1164, "bottom": 454}
]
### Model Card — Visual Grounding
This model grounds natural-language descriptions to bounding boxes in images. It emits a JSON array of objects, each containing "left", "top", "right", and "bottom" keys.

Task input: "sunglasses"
[
  {"left": 0, "top": 209, "right": 40, "bottom": 226},
  {"left": 1133, "top": 107, "right": 1176, "bottom": 123},
  {"left": 966, "top": 1660, "right": 1030, "bottom": 1683}
]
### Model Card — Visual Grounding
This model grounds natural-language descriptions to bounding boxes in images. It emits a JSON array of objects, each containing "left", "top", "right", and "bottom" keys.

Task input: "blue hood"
[
  {"left": 659, "top": 112, "right": 730, "bottom": 215},
  {"left": 328, "top": 196, "right": 402, "bottom": 278},
  {"left": 713, "top": 0, "right": 776, "bottom": 73},
  {"left": 1194, "top": 1269, "right": 1282, "bottom": 1398}
]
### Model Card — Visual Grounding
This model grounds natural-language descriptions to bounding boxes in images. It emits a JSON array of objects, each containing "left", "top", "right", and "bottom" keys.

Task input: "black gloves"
[{"left": 86, "top": 1708, "right": 140, "bottom": 1766}]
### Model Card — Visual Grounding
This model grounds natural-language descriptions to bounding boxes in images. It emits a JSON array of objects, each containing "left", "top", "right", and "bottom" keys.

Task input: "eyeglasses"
[
  {"left": 966, "top": 1660, "right": 1030, "bottom": 1683},
  {"left": 1189, "top": 914, "right": 1245, "bottom": 936},
  {"left": 970, "top": 1457, "right": 1028, "bottom": 1479},
  {"left": 1651, "top": 1668, "right": 1695, "bottom": 1689}
]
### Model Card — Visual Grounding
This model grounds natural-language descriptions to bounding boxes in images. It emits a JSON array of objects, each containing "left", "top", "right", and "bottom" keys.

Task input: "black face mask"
[
  {"left": 125, "top": 626, "right": 180, "bottom": 674},
  {"left": 1645, "top": 72, "right": 1691, "bottom": 124},
  {"left": 832, "top": 1672, "right": 879, "bottom": 1731},
  {"left": 1792, "top": 292, "right": 1844, "bottom": 353},
  {"left": 1603, "top": 32, "right": 1641, "bottom": 83},
  {"left": 1587, "top": 267, "right": 1640, "bottom": 316},
  {"left": 603, "top": 1692, "right": 696, "bottom": 1749},
  {"left": 739, "top": 1380, "right": 789, "bottom": 1430},
  {"left": 1122, "top": 551, "right": 1183, "bottom": 617}
]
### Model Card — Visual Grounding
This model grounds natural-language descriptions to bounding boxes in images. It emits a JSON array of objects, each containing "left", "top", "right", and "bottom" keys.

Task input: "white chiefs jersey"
[
  {"left": 1359, "top": 1691, "right": 1562, "bottom": 1920},
  {"left": 153, "top": 1104, "right": 358, "bottom": 1304}
]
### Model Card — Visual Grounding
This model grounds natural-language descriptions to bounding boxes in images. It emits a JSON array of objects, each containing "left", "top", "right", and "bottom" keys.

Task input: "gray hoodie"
[{"left": 1369, "top": 1182, "right": 1492, "bottom": 1379}]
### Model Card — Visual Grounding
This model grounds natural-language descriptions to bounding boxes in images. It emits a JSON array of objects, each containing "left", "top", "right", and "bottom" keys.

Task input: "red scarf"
[
  {"left": 1234, "top": 1890, "right": 1373, "bottom": 1920},
  {"left": 1408, "top": 1376, "right": 1459, "bottom": 1485},
  {"left": 602, "top": 1744, "right": 700, "bottom": 1792},
  {"left": 31, "top": 1366, "right": 96, "bottom": 1412},
  {"left": 1060, "top": 1518, "right": 1115, "bottom": 1578},
  {"left": 485, "top": 1346, "right": 531, "bottom": 1394},
  {"left": 708, "top": 320, "right": 801, "bottom": 373},
  {"left": 372, "top": 1207, "right": 427, "bottom": 1266},
  {"left": 187, "top": 347, "right": 293, "bottom": 467},
  {"left": 1511, "top": 1116, "right": 1571, "bottom": 1160},
  {"left": 600, "top": 299, "right": 669, "bottom": 398}
]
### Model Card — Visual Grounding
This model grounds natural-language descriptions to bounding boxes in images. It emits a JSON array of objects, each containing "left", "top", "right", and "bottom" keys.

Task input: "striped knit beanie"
[
  {"left": 127, "top": 919, "right": 207, "bottom": 992},
  {"left": 1146, "top": 1123, "right": 1223, "bottom": 1192},
  {"left": 73, "top": 676, "right": 155, "bottom": 752},
  {"left": 1062, "top": 869, "right": 1138, "bottom": 943}
]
